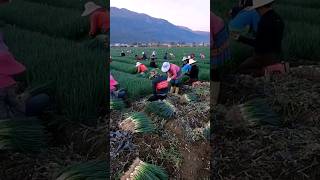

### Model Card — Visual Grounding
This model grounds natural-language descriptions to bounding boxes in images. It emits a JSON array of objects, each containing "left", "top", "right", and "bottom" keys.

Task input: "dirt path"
[{"left": 166, "top": 120, "right": 211, "bottom": 179}]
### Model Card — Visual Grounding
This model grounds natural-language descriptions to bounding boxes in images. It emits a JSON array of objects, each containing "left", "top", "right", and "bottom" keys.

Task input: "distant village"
[{"left": 110, "top": 42, "right": 210, "bottom": 48}]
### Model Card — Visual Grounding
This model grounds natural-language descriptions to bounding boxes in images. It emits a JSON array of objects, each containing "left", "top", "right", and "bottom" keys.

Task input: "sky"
[{"left": 110, "top": 0, "right": 210, "bottom": 32}]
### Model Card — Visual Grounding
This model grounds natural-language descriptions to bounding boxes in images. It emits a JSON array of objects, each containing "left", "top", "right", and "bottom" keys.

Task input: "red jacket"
[
  {"left": 137, "top": 64, "right": 148, "bottom": 73},
  {"left": 89, "top": 9, "right": 109, "bottom": 36}
]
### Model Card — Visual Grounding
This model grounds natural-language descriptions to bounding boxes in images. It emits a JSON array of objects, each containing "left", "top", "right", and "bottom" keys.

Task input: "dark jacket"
[
  {"left": 187, "top": 65, "right": 199, "bottom": 79},
  {"left": 152, "top": 75, "right": 169, "bottom": 95},
  {"left": 239, "top": 9, "right": 284, "bottom": 55}
]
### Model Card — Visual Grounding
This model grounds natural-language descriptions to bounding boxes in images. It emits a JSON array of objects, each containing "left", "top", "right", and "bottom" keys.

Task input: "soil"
[
  {"left": 110, "top": 82, "right": 211, "bottom": 179},
  {"left": 212, "top": 65, "right": 320, "bottom": 180}
]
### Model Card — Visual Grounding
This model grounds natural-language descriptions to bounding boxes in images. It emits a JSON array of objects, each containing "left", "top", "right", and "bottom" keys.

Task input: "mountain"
[{"left": 110, "top": 7, "right": 209, "bottom": 43}]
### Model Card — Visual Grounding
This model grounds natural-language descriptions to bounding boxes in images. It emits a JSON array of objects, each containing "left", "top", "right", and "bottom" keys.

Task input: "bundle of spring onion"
[
  {"left": 238, "top": 98, "right": 281, "bottom": 126},
  {"left": 183, "top": 93, "right": 199, "bottom": 102},
  {"left": 119, "top": 112, "right": 155, "bottom": 133},
  {"left": 0, "top": 118, "right": 47, "bottom": 153},
  {"left": 55, "top": 160, "right": 107, "bottom": 180},
  {"left": 110, "top": 98, "right": 125, "bottom": 110},
  {"left": 145, "top": 100, "right": 175, "bottom": 118},
  {"left": 121, "top": 158, "right": 168, "bottom": 180}
]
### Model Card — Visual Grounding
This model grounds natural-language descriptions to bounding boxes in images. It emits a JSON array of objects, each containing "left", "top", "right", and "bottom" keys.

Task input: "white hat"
[
  {"left": 187, "top": 55, "right": 191, "bottom": 59},
  {"left": 81, "top": 2, "right": 102, "bottom": 17},
  {"left": 189, "top": 59, "right": 197, "bottom": 65},
  {"left": 245, "top": 0, "right": 274, "bottom": 10},
  {"left": 181, "top": 56, "right": 188, "bottom": 61},
  {"left": 142, "top": 52, "right": 145, "bottom": 54},
  {"left": 136, "top": 62, "right": 142, "bottom": 67},
  {"left": 161, "top": 62, "right": 170, "bottom": 72}
]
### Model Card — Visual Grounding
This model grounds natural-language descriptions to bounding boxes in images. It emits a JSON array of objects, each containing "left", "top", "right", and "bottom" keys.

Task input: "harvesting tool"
[
  {"left": 119, "top": 112, "right": 156, "bottom": 134},
  {"left": 121, "top": 158, "right": 168, "bottom": 180}
]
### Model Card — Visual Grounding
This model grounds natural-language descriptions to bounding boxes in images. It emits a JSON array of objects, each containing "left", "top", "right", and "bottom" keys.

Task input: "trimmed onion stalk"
[
  {"left": 119, "top": 112, "right": 155, "bottom": 134},
  {"left": 145, "top": 100, "right": 175, "bottom": 118}
]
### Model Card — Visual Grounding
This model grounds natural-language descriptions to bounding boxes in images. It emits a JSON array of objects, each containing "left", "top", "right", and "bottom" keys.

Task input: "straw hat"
[
  {"left": 189, "top": 59, "right": 197, "bottom": 65},
  {"left": 161, "top": 62, "right": 170, "bottom": 72},
  {"left": 182, "top": 56, "right": 188, "bottom": 61},
  {"left": 81, "top": 1, "right": 102, "bottom": 17},
  {"left": 245, "top": 0, "right": 274, "bottom": 10},
  {"left": 136, "top": 62, "right": 142, "bottom": 67}
]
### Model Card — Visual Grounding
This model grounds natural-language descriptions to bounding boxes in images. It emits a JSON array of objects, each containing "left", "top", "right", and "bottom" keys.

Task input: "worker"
[
  {"left": 161, "top": 62, "right": 182, "bottom": 94},
  {"left": 147, "top": 69, "right": 169, "bottom": 101},
  {"left": 81, "top": 1, "right": 109, "bottom": 38},
  {"left": 150, "top": 54, "right": 158, "bottom": 68},
  {"left": 211, "top": 12, "right": 231, "bottom": 105},
  {"left": 0, "top": 33, "right": 50, "bottom": 118},
  {"left": 163, "top": 52, "right": 168, "bottom": 60},
  {"left": 121, "top": 51, "right": 125, "bottom": 57},
  {"left": 229, "top": 0, "right": 261, "bottom": 36},
  {"left": 186, "top": 59, "right": 199, "bottom": 85},
  {"left": 110, "top": 73, "right": 126, "bottom": 99},
  {"left": 136, "top": 62, "right": 148, "bottom": 74},
  {"left": 231, "top": 0, "right": 284, "bottom": 77},
  {"left": 181, "top": 57, "right": 191, "bottom": 74},
  {"left": 142, "top": 52, "right": 147, "bottom": 60},
  {"left": 135, "top": 54, "right": 143, "bottom": 61}
]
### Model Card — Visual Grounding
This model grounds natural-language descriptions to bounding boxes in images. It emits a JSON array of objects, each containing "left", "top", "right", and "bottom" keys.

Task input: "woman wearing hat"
[
  {"left": 136, "top": 62, "right": 148, "bottom": 74},
  {"left": 231, "top": 0, "right": 284, "bottom": 76},
  {"left": 81, "top": 1, "right": 109, "bottom": 38},
  {"left": 110, "top": 73, "right": 126, "bottom": 99},
  {"left": 186, "top": 59, "right": 199, "bottom": 85},
  {"left": 147, "top": 69, "right": 169, "bottom": 102},
  {"left": 161, "top": 62, "right": 182, "bottom": 94},
  {"left": 0, "top": 33, "right": 50, "bottom": 118},
  {"left": 181, "top": 56, "right": 191, "bottom": 75}
]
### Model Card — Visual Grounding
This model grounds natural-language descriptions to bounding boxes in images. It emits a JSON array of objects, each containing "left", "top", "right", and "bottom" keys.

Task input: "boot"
[
  {"left": 170, "top": 86, "right": 175, "bottom": 94},
  {"left": 211, "top": 81, "right": 220, "bottom": 105},
  {"left": 174, "top": 87, "right": 180, "bottom": 95}
]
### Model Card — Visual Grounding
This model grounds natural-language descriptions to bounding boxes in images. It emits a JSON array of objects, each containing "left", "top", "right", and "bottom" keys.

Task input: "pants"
[
  {"left": 238, "top": 53, "right": 280, "bottom": 77},
  {"left": 25, "top": 93, "right": 50, "bottom": 116},
  {"left": 147, "top": 94, "right": 167, "bottom": 102}
]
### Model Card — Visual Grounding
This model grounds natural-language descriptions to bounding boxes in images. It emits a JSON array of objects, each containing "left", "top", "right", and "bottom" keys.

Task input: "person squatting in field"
[
  {"left": 0, "top": 33, "right": 50, "bottom": 119},
  {"left": 136, "top": 62, "right": 148, "bottom": 74},
  {"left": 109, "top": 73, "right": 126, "bottom": 100},
  {"left": 147, "top": 69, "right": 169, "bottom": 102},
  {"left": 211, "top": 12, "right": 231, "bottom": 105},
  {"left": 161, "top": 62, "right": 182, "bottom": 95},
  {"left": 142, "top": 52, "right": 148, "bottom": 60},
  {"left": 231, "top": 0, "right": 285, "bottom": 77},
  {"left": 150, "top": 53, "right": 158, "bottom": 68},
  {"left": 185, "top": 58, "right": 199, "bottom": 85},
  {"left": 81, "top": 1, "right": 109, "bottom": 40}
]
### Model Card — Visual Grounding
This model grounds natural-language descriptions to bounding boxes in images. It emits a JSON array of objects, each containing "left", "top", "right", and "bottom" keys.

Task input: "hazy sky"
[{"left": 110, "top": 0, "right": 210, "bottom": 32}]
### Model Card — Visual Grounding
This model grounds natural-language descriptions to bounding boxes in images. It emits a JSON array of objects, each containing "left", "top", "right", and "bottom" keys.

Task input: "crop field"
[
  {"left": 212, "top": 1, "right": 320, "bottom": 179},
  {"left": 110, "top": 46, "right": 211, "bottom": 179},
  {"left": 110, "top": 47, "right": 210, "bottom": 98},
  {"left": 0, "top": 0, "right": 107, "bottom": 179},
  {"left": 213, "top": 0, "right": 320, "bottom": 64}
]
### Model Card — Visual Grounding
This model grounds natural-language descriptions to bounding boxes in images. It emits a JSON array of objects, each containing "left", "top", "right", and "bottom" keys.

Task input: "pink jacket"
[
  {"left": 110, "top": 74, "right": 118, "bottom": 92},
  {"left": 168, "top": 63, "right": 181, "bottom": 80}
]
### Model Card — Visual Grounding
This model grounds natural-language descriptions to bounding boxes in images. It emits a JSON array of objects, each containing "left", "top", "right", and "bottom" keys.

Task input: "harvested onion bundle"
[{"left": 119, "top": 112, "right": 155, "bottom": 133}]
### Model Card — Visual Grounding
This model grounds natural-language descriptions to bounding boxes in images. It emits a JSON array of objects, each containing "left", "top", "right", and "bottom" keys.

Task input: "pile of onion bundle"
[
  {"left": 55, "top": 160, "right": 107, "bottom": 180},
  {"left": 0, "top": 118, "right": 47, "bottom": 153},
  {"left": 110, "top": 98, "right": 125, "bottom": 110},
  {"left": 183, "top": 93, "right": 199, "bottom": 102},
  {"left": 145, "top": 100, "right": 175, "bottom": 118},
  {"left": 119, "top": 112, "right": 155, "bottom": 134},
  {"left": 238, "top": 98, "right": 281, "bottom": 126},
  {"left": 121, "top": 158, "right": 168, "bottom": 180}
]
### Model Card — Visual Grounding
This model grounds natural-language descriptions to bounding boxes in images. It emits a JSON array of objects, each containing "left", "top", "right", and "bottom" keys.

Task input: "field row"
[
  {"left": 3, "top": 25, "right": 106, "bottom": 122},
  {"left": 0, "top": 0, "right": 88, "bottom": 40}
]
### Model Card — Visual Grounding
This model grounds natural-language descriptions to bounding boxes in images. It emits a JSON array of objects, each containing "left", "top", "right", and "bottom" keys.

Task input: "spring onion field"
[
  {"left": 213, "top": 0, "right": 320, "bottom": 64},
  {"left": 0, "top": 0, "right": 108, "bottom": 179},
  {"left": 110, "top": 47, "right": 210, "bottom": 99}
]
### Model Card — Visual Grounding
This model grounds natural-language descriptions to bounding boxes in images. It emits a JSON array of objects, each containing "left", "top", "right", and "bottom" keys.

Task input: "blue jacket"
[
  {"left": 181, "top": 64, "right": 191, "bottom": 74},
  {"left": 229, "top": 9, "right": 260, "bottom": 34}
]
